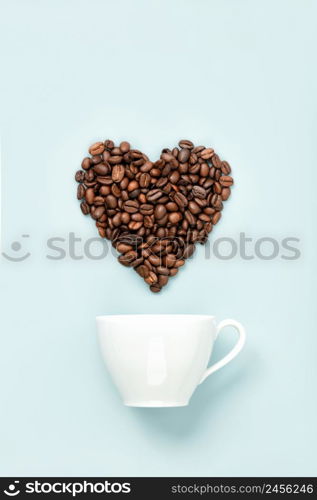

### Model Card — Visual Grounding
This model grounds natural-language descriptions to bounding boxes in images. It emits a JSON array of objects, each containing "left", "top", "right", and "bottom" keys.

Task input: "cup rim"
[{"left": 96, "top": 314, "right": 215, "bottom": 320}]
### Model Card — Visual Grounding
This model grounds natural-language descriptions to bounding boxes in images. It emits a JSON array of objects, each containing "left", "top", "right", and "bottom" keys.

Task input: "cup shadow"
[{"left": 127, "top": 349, "right": 258, "bottom": 439}]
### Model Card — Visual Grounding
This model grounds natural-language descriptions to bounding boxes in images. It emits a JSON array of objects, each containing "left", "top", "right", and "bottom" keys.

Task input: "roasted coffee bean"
[
  {"left": 203, "top": 178, "right": 213, "bottom": 189},
  {"left": 121, "top": 190, "right": 129, "bottom": 201},
  {"left": 175, "top": 259, "right": 185, "bottom": 268},
  {"left": 94, "top": 163, "right": 110, "bottom": 176},
  {"left": 76, "top": 139, "right": 233, "bottom": 292},
  {"left": 128, "top": 180, "right": 139, "bottom": 192},
  {"left": 139, "top": 172, "right": 151, "bottom": 188},
  {"left": 145, "top": 271, "right": 158, "bottom": 285},
  {"left": 118, "top": 250, "right": 138, "bottom": 267},
  {"left": 129, "top": 189, "right": 140, "bottom": 199},
  {"left": 104, "top": 139, "right": 114, "bottom": 150},
  {"left": 138, "top": 193, "right": 147, "bottom": 204},
  {"left": 212, "top": 212, "right": 222, "bottom": 224},
  {"left": 200, "top": 163, "right": 209, "bottom": 177},
  {"left": 117, "top": 233, "right": 142, "bottom": 245},
  {"left": 140, "top": 160, "right": 153, "bottom": 172},
  {"left": 91, "top": 155, "right": 102, "bottom": 164},
  {"left": 75, "top": 170, "right": 85, "bottom": 182},
  {"left": 188, "top": 201, "right": 201, "bottom": 214},
  {"left": 131, "top": 213, "right": 143, "bottom": 222},
  {"left": 108, "top": 155, "right": 122, "bottom": 165},
  {"left": 161, "top": 152, "right": 174, "bottom": 162},
  {"left": 128, "top": 221, "right": 143, "bottom": 231},
  {"left": 80, "top": 201, "right": 90, "bottom": 215},
  {"left": 189, "top": 153, "right": 198, "bottom": 165},
  {"left": 102, "top": 150, "right": 111, "bottom": 161},
  {"left": 166, "top": 202, "right": 178, "bottom": 212},
  {"left": 157, "top": 266, "right": 169, "bottom": 275},
  {"left": 112, "top": 213, "right": 122, "bottom": 226},
  {"left": 165, "top": 254, "right": 176, "bottom": 267},
  {"left": 169, "top": 268, "right": 178, "bottom": 277},
  {"left": 169, "top": 171, "right": 180, "bottom": 184},
  {"left": 221, "top": 187, "right": 231, "bottom": 200},
  {"left": 178, "top": 139, "right": 194, "bottom": 150},
  {"left": 215, "top": 168, "right": 222, "bottom": 181},
  {"left": 192, "top": 185, "right": 206, "bottom": 199},
  {"left": 214, "top": 181, "right": 222, "bottom": 194},
  {"left": 204, "top": 207, "right": 215, "bottom": 215},
  {"left": 158, "top": 274, "right": 169, "bottom": 287},
  {"left": 99, "top": 214, "right": 107, "bottom": 223},
  {"left": 120, "top": 177, "right": 129, "bottom": 190},
  {"left": 85, "top": 188, "right": 95, "bottom": 204},
  {"left": 111, "top": 184, "right": 121, "bottom": 197},
  {"left": 148, "top": 254, "right": 161, "bottom": 267},
  {"left": 147, "top": 189, "right": 162, "bottom": 202},
  {"left": 198, "top": 213, "right": 210, "bottom": 222},
  {"left": 105, "top": 195, "right": 117, "bottom": 208},
  {"left": 162, "top": 164, "right": 171, "bottom": 176},
  {"left": 219, "top": 175, "right": 234, "bottom": 187},
  {"left": 178, "top": 148, "right": 190, "bottom": 163},
  {"left": 124, "top": 200, "right": 139, "bottom": 213},
  {"left": 150, "top": 168, "right": 161, "bottom": 177},
  {"left": 130, "top": 254, "right": 143, "bottom": 266},
  {"left": 116, "top": 243, "right": 133, "bottom": 253},
  {"left": 211, "top": 193, "right": 222, "bottom": 208},
  {"left": 77, "top": 184, "right": 85, "bottom": 200},
  {"left": 100, "top": 185, "right": 111, "bottom": 196},
  {"left": 139, "top": 204, "right": 153, "bottom": 216},
  {"left": 142, "top": 248, "right": 151, "bottom": 259},
  {"left": 209, "top": 166, "right": 216, "bottom": 179},
  {"left": 193, "top": 198, "right": 208, "bottom": 208},
  {"left": 169, "top": 212, "right": 182, "bottom": 224},
  {"left": 122, "top": 212, "right": 131, "bottom": 225},
  {"left": 144, "top": 215, "right": 154, "bottom": 228},
  {"left": 193, "top": 145, "right": 205, "bottom": 153},
  {"left": 111, "top": 148, "right": 122, "bottom": 155},
  {"left": 183, "top": 244, "right": 195, "bottom": 259},
  {"left": 174, "top": 192, "right": 188, "bottom": 210},
  {"left": 130, "top": 149, "right": 143, "bottom": 159},
  {"left": 200, "top": 148, "right": 214, "bottom": 160},
  {"left": 81, "top": 157, "right": 92, "bottom": 170},
  {"left": 96, "top": 176, "right": 112, "bottom": 185},
  {"left": 135, "top": 265, "right": 149, "bottom": 278},
  {"left": 154, "top": 204, "right": 167, "bottom": 220},
  {"left": 156, "top": 214, "right": 168, "bottom": 226},
  {"left": 156, "top": 177, "right": 168, "bottom": 189},
  {"left": 189, "top": 162, "right": 200, "bottom": 175},
  {"left": 85, "top": 169, "right": 95, "bottom": 182},
  {"left": 120, "top": 141, "right": 130, "bottom": 153},
  {"left": 221, "top": 161, "right": 231, "bottom": 175},
  {"left": 93, "top": 206, "right": 106, "bottom": 220},
  {"left": 89, "top": 142, "right": 104, "bottom": 156},
  {"left": 212, "top": 154, "right": 222, "bottom": 167},
  {"left": 185, "top": 210, "right": 196, "bottom": 226},
  {"left": 112, "top": 165, "right": 125, "bottom": 183}
]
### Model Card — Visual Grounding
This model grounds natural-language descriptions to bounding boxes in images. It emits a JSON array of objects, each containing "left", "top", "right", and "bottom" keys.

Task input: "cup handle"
[{"left": 199, "top": 319, "right": 246, "bottom": 384}]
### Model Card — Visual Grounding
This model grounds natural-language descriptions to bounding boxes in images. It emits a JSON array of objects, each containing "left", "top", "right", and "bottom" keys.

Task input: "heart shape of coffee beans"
[{"left": 75, "top": 139, "right": 233, "bottom": 292}]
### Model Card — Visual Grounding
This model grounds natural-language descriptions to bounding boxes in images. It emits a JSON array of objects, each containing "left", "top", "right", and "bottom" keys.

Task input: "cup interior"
[{"left": 96, "top": 314, "right": 215, "bottom": 321}]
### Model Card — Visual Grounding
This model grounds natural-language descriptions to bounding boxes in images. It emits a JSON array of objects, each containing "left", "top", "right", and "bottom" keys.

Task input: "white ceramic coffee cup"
[{"left": 96, "top": 314, "right": 246, "bottom": 407}]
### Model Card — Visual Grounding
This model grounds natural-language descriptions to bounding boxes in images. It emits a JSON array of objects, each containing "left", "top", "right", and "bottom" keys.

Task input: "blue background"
[{"left": 0, "top": 0, "right": 316, "bottom": 476}]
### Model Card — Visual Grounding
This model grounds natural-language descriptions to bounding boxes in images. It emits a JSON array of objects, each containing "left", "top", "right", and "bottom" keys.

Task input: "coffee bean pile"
[{"left": 75, "top": 139, "right": 233, "bottom": 292}]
